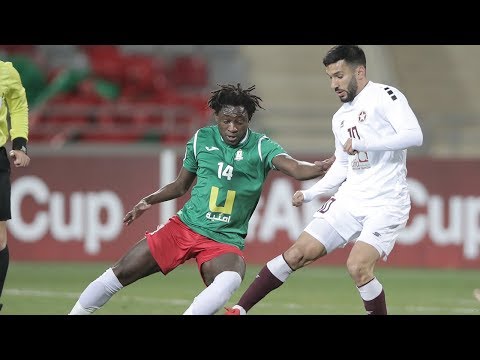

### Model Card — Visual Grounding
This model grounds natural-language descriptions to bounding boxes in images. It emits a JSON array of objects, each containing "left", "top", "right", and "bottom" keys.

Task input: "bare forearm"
[
  {"left": 292, "top": 161, "right": 327, "bottom": 180},
  {"left": 275, "top": 155, "right": 335, "bottom": 181},
  {"left": 142, "top": 183, "right": 187, "bottom": 205},
  {"left": 293, "top": 155, "right": 335, "bottom": 180},
  {"left": 124, "top": 172, "right": 193, "bottom": 226}
]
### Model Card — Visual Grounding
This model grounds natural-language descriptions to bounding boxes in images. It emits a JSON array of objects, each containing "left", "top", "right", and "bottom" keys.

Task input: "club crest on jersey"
[
  {"left": 234, "top": 149, "right": 243, "bottom": 161},
  {"left": 358, "top": 111, "right": 367, "bottom": 122}
]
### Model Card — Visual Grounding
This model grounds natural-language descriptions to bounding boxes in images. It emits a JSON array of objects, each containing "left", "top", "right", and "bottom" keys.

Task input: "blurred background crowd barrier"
[{"left": 2, "top": 45, "right": 479, "bottom": 268}]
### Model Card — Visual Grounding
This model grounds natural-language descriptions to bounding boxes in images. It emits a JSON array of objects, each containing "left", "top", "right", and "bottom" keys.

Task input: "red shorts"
[{"left": 145, "top": 215, "right": 244, "bottom": 275}]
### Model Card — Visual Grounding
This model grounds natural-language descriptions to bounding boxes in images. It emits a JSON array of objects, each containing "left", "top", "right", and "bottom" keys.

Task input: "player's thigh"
[
  {"left": 356, "top": 205, "right": 409, "bottom": 261},
  {"left": 201, "top": 252, "right": 246, "bottom": 286},
  {"left": 304, "top": 217, "right": 348, "bottom": 254},
  {"left": 284, "top": 219, "right": 344, "bottom": 269},
  {"left": 314, "top": 196, "right": 362, "bottom": 243},
  {"left": 0, "top": 148, "right": 11, "bottom": 249},
  {"left": 0, "top": 149, "right": 11, "bottom": 223},
  {"left": 112, "top": 237, "right": 160, "bottom": 286},
  {"left": 0, "top": 221, "right": 6, "bottom": 249},
  {"left": 347, "top": 240, "right": 381, "bottom": 271}
]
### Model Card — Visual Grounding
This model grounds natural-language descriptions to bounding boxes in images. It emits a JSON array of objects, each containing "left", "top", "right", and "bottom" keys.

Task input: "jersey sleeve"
[
  {"left": 182, "top": 130, "right": 199, "bottom": 173},
  {"left": 5, "top": 62, "right": 29, "bottom": 142},
  {"left": 301, "top": 133, "right": 347, "bottom": 202},
  {"left": 353, "top": 87, "right": 423, "bottom": 151},
  {"left": 259, "top": 136, "right": 288, "bottom": 170}
]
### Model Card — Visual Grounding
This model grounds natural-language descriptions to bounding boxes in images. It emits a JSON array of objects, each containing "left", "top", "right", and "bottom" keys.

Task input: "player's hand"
[
  {"left": 314, "top": 155, "right": 335, "bottom": 175},
  {"left": 123, "top": 199, "right": 151, "bottom": 226},
  {"left": 292, "top": 190, "right": 305, "bottom": 207},
  {"left": 9, "top": 150, "right": 30, "bottom": 167},
  {"left": 343, "top": 138, "right": 358, "bottom": 155}
]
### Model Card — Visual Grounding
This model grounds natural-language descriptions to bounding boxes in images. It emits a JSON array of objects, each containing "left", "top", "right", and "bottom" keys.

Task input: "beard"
[{"left": 340, "top": 78, "right": 358, "bottom": 103}]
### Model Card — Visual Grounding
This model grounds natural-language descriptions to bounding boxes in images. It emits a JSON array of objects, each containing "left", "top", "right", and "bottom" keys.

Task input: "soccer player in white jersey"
[{"left": 226, "top": 45, "right": 423, "bottom": 315}]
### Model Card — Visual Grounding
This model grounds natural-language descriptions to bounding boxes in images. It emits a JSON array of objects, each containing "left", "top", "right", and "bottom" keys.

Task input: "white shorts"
[{"left": 304, "top": 196, "right": 410, "bottom": 260}]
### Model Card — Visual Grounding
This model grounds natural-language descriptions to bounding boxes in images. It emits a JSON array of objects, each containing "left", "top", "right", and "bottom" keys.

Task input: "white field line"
[
  {"left": 5, "top": 288, "right": 480, "bottom": 314},
  {"left": 5, "top": 288, "right": 190, "bottom": 306}
]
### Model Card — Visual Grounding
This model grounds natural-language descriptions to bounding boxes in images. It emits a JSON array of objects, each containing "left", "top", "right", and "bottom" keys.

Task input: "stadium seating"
[{"left": 0, "top": 45, "right": 212, "bottom": 146}]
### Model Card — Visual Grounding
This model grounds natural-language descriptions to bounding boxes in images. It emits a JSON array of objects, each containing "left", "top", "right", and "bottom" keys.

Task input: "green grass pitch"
[{"left": 3, "top": 261, "right": 480, "bottom": 315}]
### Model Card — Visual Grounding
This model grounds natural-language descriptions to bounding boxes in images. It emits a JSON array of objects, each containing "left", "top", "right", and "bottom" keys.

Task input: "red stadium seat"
[
  {"left": 122, "top": 54, "right": 166, "bottom": 93},
  {"left": 169, "top": 55, "right": 209, "bottom": 88},
  {"left": 80, "top": 131, "right": 142, "bottom": 143},
  {"left": 85, "top": 45, "right": 124, "bottom": 83}
]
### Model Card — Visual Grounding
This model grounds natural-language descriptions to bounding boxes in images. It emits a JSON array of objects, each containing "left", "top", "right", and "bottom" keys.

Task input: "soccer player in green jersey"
[
  {"left": 0, "top": 61, "right": 31, "bottom": 312},
  {"left": 69, "top": 83, "right": 334, "bottom": 315}
]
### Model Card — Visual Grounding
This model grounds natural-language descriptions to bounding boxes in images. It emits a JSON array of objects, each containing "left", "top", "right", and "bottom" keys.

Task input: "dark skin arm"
[
  {"left": 123, "top": 167, "right": 197, "bottom": 226},
  {"left": 272, "top": 154, "right": 335, "bottom": 180},
  {"left": 124, "top": 154, "right": 335, "bottom": 225}
]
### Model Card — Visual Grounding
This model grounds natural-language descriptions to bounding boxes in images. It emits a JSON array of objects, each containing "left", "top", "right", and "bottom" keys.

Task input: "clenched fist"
[
  {"left": 292, "top": 190, "right": 305, "bottom": 207},
  {"left": 9, "top": 150, "right": 30, "bottom": 167}
]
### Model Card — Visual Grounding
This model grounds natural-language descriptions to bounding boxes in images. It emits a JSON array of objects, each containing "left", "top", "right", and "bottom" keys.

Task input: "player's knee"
[
  {"left": 284, "top": 242, "right": 323, "bottom": 270},
  {"left": 346, "top": 259, "right": 372, "bottom": 284},
  {"left": 284, "top": 246, "right": 308, "bottom": 270},
  {"left": 215, "top": 271, "right": 242, "bottom": 295},
  {"left": 0, "top": 222, "right": 7, "bottom": 250},
  {"left": 203, "top": 271, "right": 242, "bottom": 310}
]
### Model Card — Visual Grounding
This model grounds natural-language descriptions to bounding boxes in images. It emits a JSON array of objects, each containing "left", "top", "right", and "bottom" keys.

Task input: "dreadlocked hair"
[{"left": 207, "top": 83, "right": 264, "bottom": 120}]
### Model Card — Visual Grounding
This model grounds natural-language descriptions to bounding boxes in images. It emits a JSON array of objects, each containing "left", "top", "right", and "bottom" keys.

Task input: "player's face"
[
  {"left": 216, "top": 105, "right": 250, "bottom": 146},
  {"left": 325, "top": 60, "right": 359, "bottom": 103}
]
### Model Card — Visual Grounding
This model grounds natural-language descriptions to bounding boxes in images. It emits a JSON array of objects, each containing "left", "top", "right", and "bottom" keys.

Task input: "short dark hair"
[
  {"left": 208, "top": 83, "right": 264, "bottom": 120},
  {"left": 322, "top": 45, "right": 366, "bottom": 69}
]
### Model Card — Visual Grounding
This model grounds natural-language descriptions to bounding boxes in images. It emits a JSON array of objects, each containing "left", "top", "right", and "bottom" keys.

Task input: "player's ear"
[{"left": 356, "top": 65, "right": 366, "bottom": 78}]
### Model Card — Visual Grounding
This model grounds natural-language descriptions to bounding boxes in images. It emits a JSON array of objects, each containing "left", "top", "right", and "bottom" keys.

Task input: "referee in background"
[{"left": 0, "top": 60, "right": 31, "bottom": 312}]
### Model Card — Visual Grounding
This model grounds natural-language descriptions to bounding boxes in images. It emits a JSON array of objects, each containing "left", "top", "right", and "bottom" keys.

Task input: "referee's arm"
[{"left": 5, "top": 62, "right": 29, "bottom": 153}]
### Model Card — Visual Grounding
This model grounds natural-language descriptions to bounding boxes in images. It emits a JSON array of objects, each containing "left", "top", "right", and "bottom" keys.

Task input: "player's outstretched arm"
[
  {"left": 123, "top": 168, "right": 196, "bottom": 226},
  {"left": 273, "top": 154, "right": 335, "bottom": 181}
]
